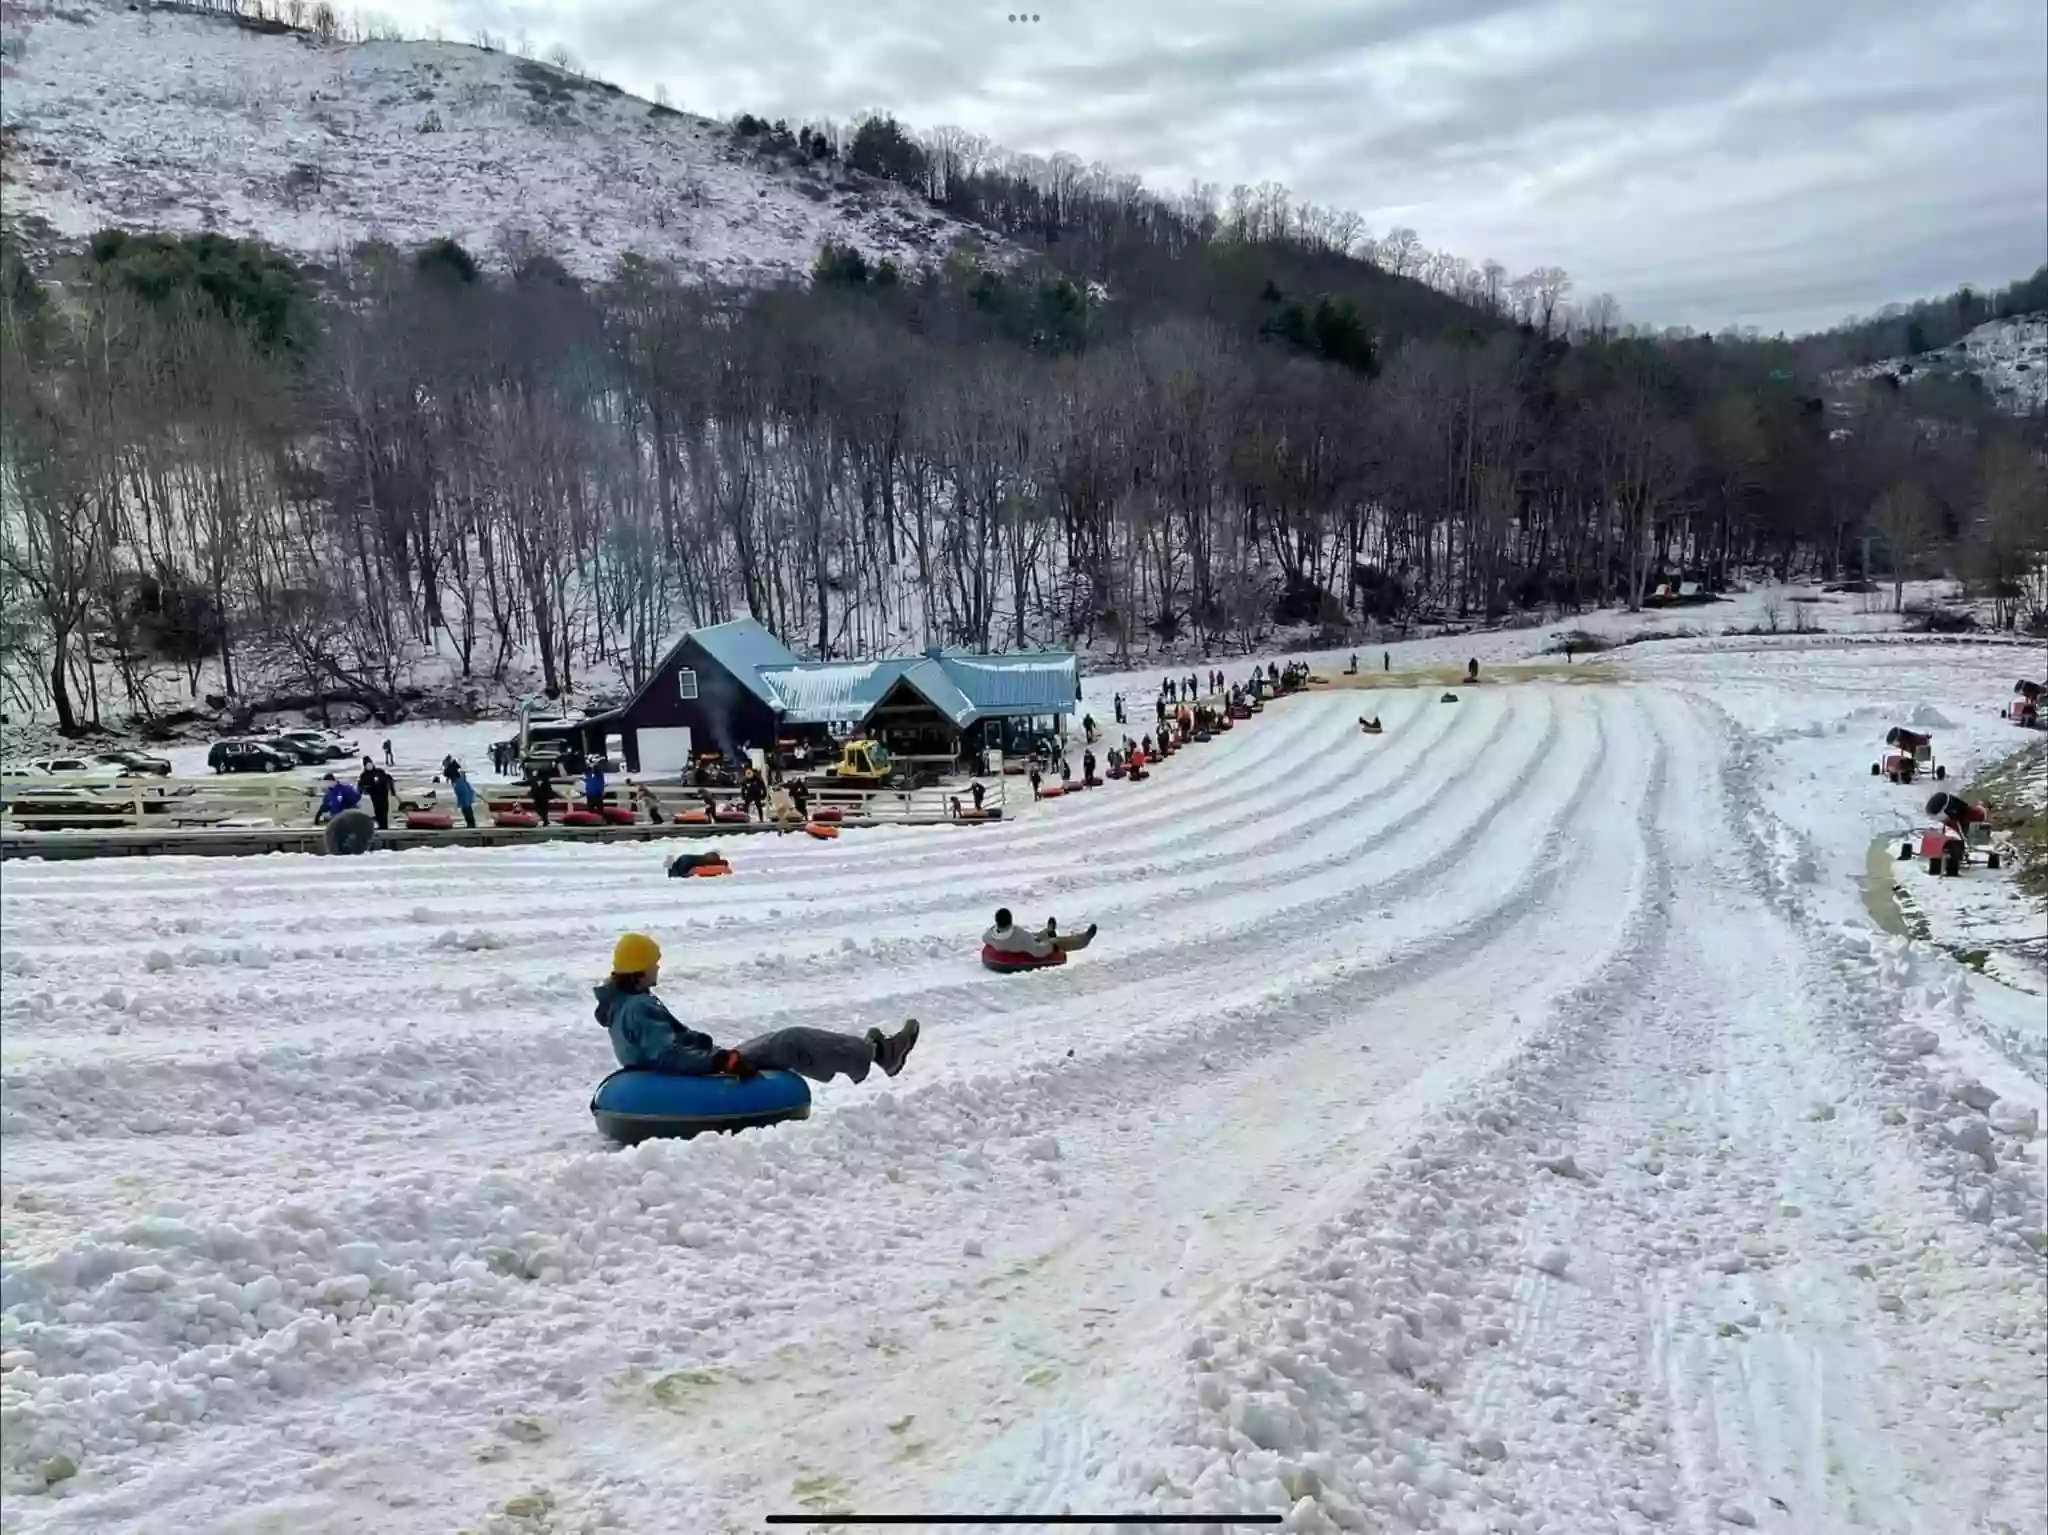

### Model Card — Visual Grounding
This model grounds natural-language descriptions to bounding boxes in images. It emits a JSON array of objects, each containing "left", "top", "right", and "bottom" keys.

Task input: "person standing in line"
[
  {"left": 382, "top": 739, "right": 395, "bottom": 767},
  {"left": 583, "top": 761, "right": 607, "bottom": 815},
  {"left": 529, "top": 770, "right": 557, "bottom": 826}
]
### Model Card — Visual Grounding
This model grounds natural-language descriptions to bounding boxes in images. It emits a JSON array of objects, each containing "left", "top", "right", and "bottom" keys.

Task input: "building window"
[{"left": 677, "top": 668, "right": 699, "bottom": 701}]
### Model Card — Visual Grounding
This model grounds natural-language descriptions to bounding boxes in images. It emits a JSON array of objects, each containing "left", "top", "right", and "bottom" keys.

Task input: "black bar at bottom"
[{"left": 766, "top": 1518, "right": 1283, "bottom": 1527}]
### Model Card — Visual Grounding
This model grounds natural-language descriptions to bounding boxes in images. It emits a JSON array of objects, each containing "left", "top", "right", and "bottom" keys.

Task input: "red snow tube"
[
  {"left": 405, "top": 811, "right": 454, "bottom": 830},
  {"left": 602, "top": 806, "right": 639, "bottom": 825},
  {"left": 495, "top": 810, "right": 539, "bottom": 829},
  {"left": 1040, "top": 782, "right": 1067, "bottom": 799},
  {"left": 715, "top": 807, "right": 750, "bottom": 824},
  {"left": 806, "top": 822, "right": 840, "bottom": 840},
  {"left": 676, "top": 857, "right": 733, "bottom": 878},
  {"left": 813, "top": 806, "right": 845, "bottom": 823},
  {"left": 562, "top": 809, "right": 604, "bottom": 827},
  {"left": 980, "top": 944, "right": 1067, "bottom": 974},
  {"left": 675, "top": 809, "right": 711, "bottom": 824}
]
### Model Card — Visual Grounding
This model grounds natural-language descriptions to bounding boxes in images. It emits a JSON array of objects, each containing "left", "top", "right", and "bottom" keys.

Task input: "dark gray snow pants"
[{"left": 736, "top": 1026, "right": 876, "bottom": 1083}]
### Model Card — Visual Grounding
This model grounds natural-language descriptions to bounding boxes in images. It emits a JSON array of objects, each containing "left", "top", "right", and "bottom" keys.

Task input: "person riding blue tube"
[{"left": 596, "top": 934, "right": 919, "bottom": 1083}]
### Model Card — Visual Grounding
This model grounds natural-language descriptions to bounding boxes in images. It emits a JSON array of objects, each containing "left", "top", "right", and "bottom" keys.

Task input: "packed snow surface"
[
  {"left": 0, "top": 0, "right": 968, "bottom": 283},
  {"left": 2, "top": 641, "right": 2045, "bottom": 1533}
]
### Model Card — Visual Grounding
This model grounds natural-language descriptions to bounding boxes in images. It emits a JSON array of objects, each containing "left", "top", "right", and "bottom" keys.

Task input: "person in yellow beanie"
[{"left": 595, "top": 932, "right": 919, "bottom": 1082}]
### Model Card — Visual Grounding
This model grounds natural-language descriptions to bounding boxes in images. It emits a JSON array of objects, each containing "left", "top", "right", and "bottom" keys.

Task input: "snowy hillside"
[
  {"left": 2, "top": 641, "right": 2044, "bottom": 1531},
  {"left": 0, "top": 1, "right": 972, "bottom": 282},
  {"left": 1835, "top": 313, "right": 2048, "bottom": 415}
]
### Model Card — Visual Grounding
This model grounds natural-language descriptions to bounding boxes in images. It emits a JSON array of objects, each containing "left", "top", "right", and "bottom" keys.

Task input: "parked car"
[
  {"left": 260, "top": 735, "right": 336, "bottom": 766},
  {"left": 278, "top": 728, "right": 357, "bottom": 761},
  {"left": 93, "top": 749, "right": 173, "bottom": 776},
  {"left": 22, "top": 756, "right": 119, "bottom": 777},
  {"left": 207, "top": 740, "right": 296, "bottom": 774}
]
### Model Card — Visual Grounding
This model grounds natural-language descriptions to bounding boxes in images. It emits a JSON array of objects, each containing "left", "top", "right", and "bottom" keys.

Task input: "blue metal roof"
[
  {"left": 688, "top": 618, "right": 802, "bottom": 708},
  {"left": 933, "top": 652, "right": 1079, "bottom": 716},
  {"left": 756, "top": 649, "right": 1076, "bottom": 729},
  {"left": 897, "top": 659, "right": 978, "bottom": 728},
  {"left": 758, "top": 660, "right": 917, "bottom": 725}
]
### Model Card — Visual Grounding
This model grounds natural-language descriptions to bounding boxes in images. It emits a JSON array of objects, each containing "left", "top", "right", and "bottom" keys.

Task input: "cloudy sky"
[{"left": 401, "top": 0, "right": 2047, "bottom": 335}]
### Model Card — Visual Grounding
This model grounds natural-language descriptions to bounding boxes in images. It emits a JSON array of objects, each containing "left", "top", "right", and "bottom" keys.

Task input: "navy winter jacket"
[
  {"left": 319, "top": 782, "right": 361, "bottom": 818},
  {"left": 594, "top": 982, "right": 720, "bottom": 1074}
]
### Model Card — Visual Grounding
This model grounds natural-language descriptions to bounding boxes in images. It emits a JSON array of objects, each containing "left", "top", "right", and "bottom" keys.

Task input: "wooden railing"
[{"left": 2, "top": 771, "right": 1012, "bottom": 833}]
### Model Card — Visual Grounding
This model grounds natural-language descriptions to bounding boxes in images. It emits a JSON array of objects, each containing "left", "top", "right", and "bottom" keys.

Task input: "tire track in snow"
[
  {"left": 0, "top": 689, "right": 1359, "bottom": 968},
  {"left": 0, "top": 688, "right": 1646, "bottom": 1521},
  {"left": 503, "top": 690, "right": 1661, "bottom": 1529},
  {"left": 0, "top": 691, "right": 1545, "bottom": 1150}
]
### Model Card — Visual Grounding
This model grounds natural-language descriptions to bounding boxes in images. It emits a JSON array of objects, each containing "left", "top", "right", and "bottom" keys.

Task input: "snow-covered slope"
[
  {"left": 1834, "top": 314, "right": 2048, "bottom": 416},
  {"left": 2, "top": 643, "right": 2043, "bottom": 1532},
  {"left": 0, "top": 1, "right": 971, "bottom": 283}
]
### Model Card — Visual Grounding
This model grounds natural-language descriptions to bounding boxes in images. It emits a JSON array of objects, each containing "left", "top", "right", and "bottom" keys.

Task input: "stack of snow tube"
[
  {"left": 980, "top": 944, "right": 1067, "bottom": 974},
  {"left": 591, "top": 1069, "right": 811, "bottom": 1144}
]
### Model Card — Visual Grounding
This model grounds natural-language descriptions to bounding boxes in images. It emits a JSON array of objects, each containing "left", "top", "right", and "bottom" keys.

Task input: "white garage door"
[{"left": 636, "top": 726, "right": 693, "bottom": 774}]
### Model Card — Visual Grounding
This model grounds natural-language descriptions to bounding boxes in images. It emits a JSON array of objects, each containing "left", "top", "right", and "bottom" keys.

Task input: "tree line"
[{"left": 2, "top": 211, "right": 2043, "bottom": 736}]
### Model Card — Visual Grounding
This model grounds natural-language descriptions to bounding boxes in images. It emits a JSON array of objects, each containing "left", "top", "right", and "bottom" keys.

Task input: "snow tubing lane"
[
  {"left": 980, "top": 944, "right": 1068, "bottom": 974},
  {"left": 590, "top": 1068, "right": 811, "bottom": 1144},
  {"left": 322, "top": 808, "right": 376, "bottom": 856},
  {"left": 404, "top": 811, "right": 453, "bottom": 831}
]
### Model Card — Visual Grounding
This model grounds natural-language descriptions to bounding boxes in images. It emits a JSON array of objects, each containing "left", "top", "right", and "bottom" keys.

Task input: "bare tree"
[{"left": 1872, "top": 481, "right": 1935, "bottom": 612}]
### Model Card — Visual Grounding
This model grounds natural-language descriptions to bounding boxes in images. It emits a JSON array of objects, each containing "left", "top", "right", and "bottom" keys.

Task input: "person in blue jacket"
[
  {"left": 596, "top": 933, "right": 919, "bottom": 1083},
  {"left": 450, "top": 767, "right": 478, "bottom": 829},
  {"left": 582, "top": 763, "right": 606, "bottom": 814},
  {"left": 314, "top": 774, "right": 361, "bottom": 824}
]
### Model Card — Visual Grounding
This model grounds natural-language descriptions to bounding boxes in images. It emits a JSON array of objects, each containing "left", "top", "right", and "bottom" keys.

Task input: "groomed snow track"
[{"left": 2, "top": 679, "right": 2042, "bottom": 1534}]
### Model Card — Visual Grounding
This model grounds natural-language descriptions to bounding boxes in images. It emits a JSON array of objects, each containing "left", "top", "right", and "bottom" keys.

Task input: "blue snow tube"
[{"left": 590, "top": 1068, "right": 812, "bottom": 1144}]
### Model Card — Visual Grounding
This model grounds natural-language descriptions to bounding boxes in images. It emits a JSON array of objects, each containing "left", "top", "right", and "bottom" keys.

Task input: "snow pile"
[{"left": 0, "top": 1, "right": 971, "bottom": 284}]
